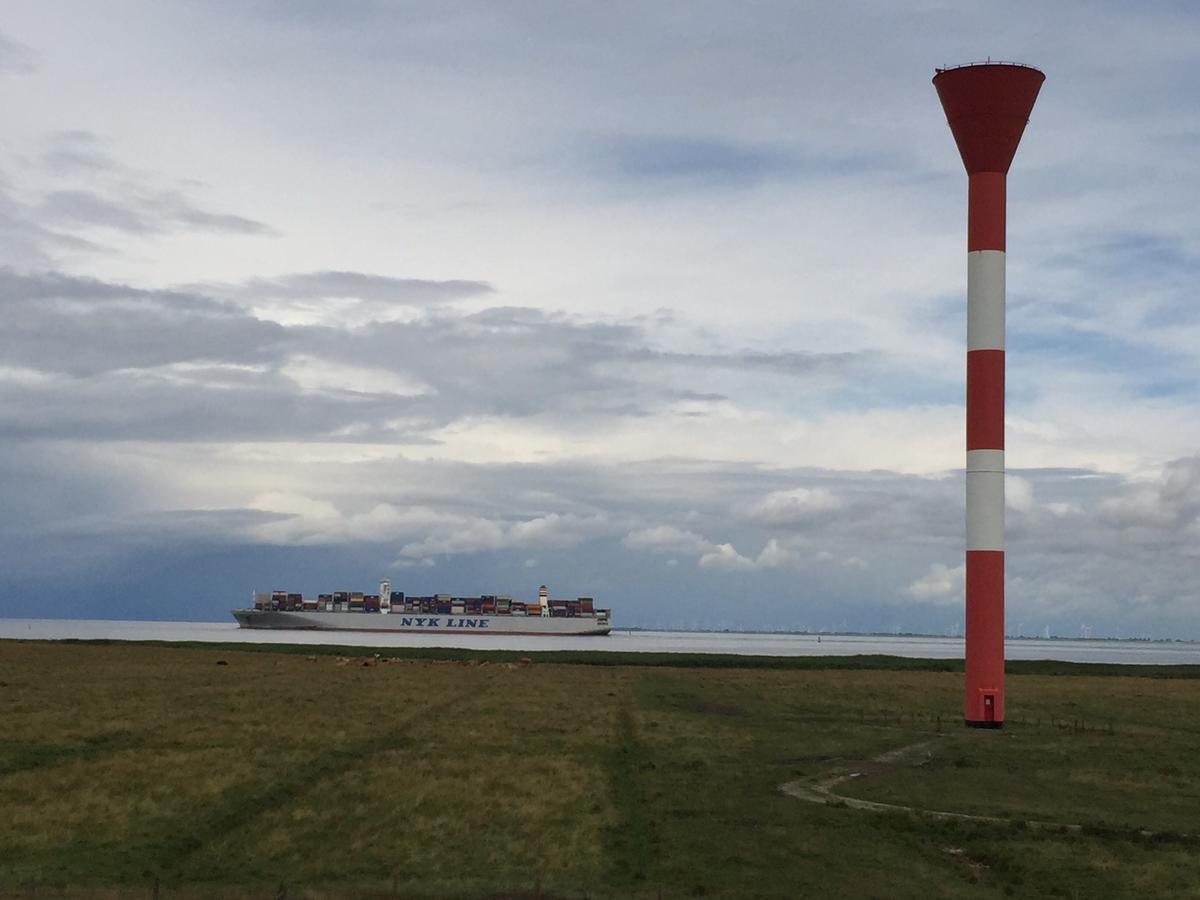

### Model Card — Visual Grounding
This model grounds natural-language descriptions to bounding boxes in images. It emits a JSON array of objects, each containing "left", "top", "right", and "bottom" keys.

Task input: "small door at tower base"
[{"left": 983, "top": 693, "right": 996, "bottom": 723}]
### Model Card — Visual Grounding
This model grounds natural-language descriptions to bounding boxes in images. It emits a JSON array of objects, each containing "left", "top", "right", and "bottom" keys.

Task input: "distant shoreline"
[{"left": 5, "top": 636, "right": 1200, "bottom": 679}]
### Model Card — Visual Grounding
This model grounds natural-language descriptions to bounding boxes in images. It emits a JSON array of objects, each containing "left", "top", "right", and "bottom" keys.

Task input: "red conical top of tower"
[{"left": 933, "top": 63, "right": 1044, "bottom": 174}]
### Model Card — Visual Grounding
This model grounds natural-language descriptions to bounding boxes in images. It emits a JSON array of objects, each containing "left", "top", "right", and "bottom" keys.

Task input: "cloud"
[
  {"left": 39, "top": 131, "right": 119, "bottom": 174},
  {"left": 0, "top": 178, "right": 108, "bottom": 268},
  {"left": 742, "top": 486, "right": 844, "bottom": 526},
  {"left": 397, "top": 511, "right": 613, "bottom": 560},
  {"left": 194, "top": 271, "right": 496, "bottom": 326},
  {"left": 698, "top": 543, "right": 757, "bottom": 571},
  {"left": 586, "top": 133, "right": 888, "bottom": 190},
  {"left": 0, "top": 268, "right": 285, "bottom": 378},
  {"left": 0, "top": 31, "right": 36, "bottom": 74},
  {"left": 0, "top": 130, "right": 274, "bottom": 263},
  {"left": 590, "top": 135, "right": 800, "bottom": 185},
  {"left": 1006, "top": 475, "right": 1035, "bottom": 513},
  {"left": 623, "top": 525, "right": 713, "bottom": 555},
  {"left": 37, "top": 188, "right": 273, "bottom": 236},
  {"left": 905, "top": 562, "right": 964, "bottom": 604},
  {"left": 0, "top": 271, "right": 876, "bottom": 445},
  {"left": 1094, "top": 455, "right": 1200, "bottom": 538},
  {"left": 626, "top": 526, "right": 799, "bottom": 573},
  {"left": 240, "top": 271, "right": 494, "bottom": 304}
]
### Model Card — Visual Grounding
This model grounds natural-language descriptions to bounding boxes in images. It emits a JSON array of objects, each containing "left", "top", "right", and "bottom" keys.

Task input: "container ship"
[{"left": 232, "top": 582, "right": 611, "bottom": 636}]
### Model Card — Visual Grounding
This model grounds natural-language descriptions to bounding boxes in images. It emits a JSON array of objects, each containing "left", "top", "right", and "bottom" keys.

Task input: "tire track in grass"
[
  {"left": 143, "top": 682, "right": 489, "bottom": 883},
  {"left": 0, "top": 730, "right": 145, "bottom": 778},
  {"left": 602, "top": 699, "right": 660, "bottom": 889}
]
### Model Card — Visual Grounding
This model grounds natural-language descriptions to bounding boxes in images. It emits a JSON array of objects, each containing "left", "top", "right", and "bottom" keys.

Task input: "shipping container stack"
[{"left": 252, "top": 582, "right": 600, "bottom": 621}]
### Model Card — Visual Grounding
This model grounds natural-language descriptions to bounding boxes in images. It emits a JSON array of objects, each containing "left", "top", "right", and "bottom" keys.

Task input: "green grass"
[{"left": 2, "top": 640, "right": 1200, "bottom": 898}]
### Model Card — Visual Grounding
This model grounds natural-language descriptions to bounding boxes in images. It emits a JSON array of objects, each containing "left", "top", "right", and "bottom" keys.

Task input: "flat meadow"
[{"left": 2, "top": 640, "right": 1199, "bottom": 898}]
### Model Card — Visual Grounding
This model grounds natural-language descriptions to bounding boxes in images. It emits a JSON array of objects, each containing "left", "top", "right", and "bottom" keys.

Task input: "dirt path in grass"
[
  {"left": 779, "top": 740, "right": 1088, "bottom": 831},
  {"left": 782, "top": 741, "right": 1197, "bottom": 840}
]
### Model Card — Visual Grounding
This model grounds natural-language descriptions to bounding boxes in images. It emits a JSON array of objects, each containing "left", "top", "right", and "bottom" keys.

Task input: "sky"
[{"left": 1, "top": 2, "right": 1198, "bottom": 637}]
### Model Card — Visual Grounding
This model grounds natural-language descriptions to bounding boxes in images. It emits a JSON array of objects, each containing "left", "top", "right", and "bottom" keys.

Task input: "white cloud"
[
  {"left": 905, "top": 563, "right": 965, "bottom": 605},
  {"left": 628, "top": 527, "right": 800, "bottom": 573},
  {"left": 280, "top": 356, "right": 432, "bottom": 398},
  {"left": 1006, "top": 476, "right": 1034, "bottom": 513},
  {"left": 398, "top": 512, "right": 612, "bottom": 559},
  {"left": 757, "top": 538, "right": 802, "bottom": 569},
  {"left": 698, "top": 543, "right": 757, "bottom": 571},
  {"left": 742, "top": 486, "right": 843, "bottom": 526},
  {"left": 623, "top": 525, "right": 713, "bottom": 555}
]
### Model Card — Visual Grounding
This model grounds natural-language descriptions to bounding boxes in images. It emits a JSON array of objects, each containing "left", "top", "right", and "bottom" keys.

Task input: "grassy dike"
[{"left": 2, "top": 640, "right": 1200, "bottom": 899}]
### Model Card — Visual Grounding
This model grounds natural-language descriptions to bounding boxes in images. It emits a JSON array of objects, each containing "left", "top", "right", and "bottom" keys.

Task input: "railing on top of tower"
[{"left": 935, "top": 59, "right": 1044, "bottom": 74}]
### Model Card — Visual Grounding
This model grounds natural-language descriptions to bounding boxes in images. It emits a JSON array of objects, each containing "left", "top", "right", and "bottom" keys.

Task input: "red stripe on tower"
[
  {"left": 968, "top": 173, "right": 1006, "bottom": 252},
  {"left": 966, "top": 351, "right": 1005, "bottom": 450},
  {"left": 934, "top": 62, "right": 1043, "bottom": 728}
]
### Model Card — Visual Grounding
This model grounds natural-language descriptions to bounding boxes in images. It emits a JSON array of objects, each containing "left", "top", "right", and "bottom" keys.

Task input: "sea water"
[{"left": 2, "top": 618, "right": 1198, "bottom": 665}]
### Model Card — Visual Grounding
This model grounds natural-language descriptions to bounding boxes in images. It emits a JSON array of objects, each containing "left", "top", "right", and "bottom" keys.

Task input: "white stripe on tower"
[{"left": 966, "top": 248, "right": 1005, "bottom": 555}]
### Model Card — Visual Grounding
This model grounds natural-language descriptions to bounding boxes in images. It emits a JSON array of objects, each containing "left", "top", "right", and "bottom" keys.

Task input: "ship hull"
[{"left": 232, "top": 609, "right": 611, "bottom": 636}]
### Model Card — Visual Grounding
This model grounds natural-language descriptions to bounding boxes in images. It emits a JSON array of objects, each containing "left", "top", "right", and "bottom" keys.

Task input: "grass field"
[{"left": 2, "top": 640, "right": 1200, "bottom": 899}]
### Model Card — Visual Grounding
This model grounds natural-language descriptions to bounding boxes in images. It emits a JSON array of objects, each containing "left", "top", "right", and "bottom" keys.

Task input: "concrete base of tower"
[{"left": 964, "top": 719, "right": 1004, "bottom": 729}]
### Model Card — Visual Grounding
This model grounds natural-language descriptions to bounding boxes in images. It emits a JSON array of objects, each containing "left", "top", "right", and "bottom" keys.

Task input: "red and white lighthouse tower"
[{"left": 933, "top": 62, "right": 1044, "bottom": 728}]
